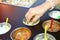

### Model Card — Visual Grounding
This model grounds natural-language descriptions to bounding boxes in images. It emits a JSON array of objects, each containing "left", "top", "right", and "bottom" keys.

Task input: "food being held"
[
  {"left": 23, "top": 18, "right": 40, "bottom": 26},
  {"left": 49, "top": 11, "right": 60, "bottom": 19}
]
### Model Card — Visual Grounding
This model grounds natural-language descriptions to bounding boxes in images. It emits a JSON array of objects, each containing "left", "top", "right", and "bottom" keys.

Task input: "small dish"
[
  {"left": 42, "top": 20, "right": 60, "bottom": 32},
  {"left": 49, "top": 10, "right": 60, "bottom": 19},
  {"left": 33, "top": 33, "right": 56, "bottom": 40},
  {"left": 10, "top": 27, "right": 31, "bottom": 40},
  {"left": 0, "top": 22, "right": 11, "bottom": 35},
  {"left": 23, "top": 18, "right": 40, "bottom": 26}
]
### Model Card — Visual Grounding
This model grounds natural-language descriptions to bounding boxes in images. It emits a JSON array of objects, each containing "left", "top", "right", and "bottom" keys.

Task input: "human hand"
[
  {"left": 25, "top": 0, "right": 52, "bottom": 23},
  {"left": 0, "top": 0, "right": 2, "bottom": 2},
  {"left": 25, "top": 6, "right": 47, "bottom": 23}
]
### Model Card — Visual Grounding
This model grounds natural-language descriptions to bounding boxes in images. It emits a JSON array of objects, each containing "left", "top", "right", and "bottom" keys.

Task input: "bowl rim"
[
  {"left": 23, "top": 18, "right": 40, "bottom": 26},
  {"left": 0, "top": 22, "right": 11, "bottom": 35},
  {"left": 10, "top": 27, "right": 32, "bottom": 40},
  {"left": 49, "top": 10, "right": 60, "bottom": 19},
  {"left": 42, "top": 20, "right": 60, "bottom": 32},
  {"left": 33, "top": 33, "right": 56, "bottom": 40},
  {"left": 42, "top": 20, "right": 60, "bottom": 27}
]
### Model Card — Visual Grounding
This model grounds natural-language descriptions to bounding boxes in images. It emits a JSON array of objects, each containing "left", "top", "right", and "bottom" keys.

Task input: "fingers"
[
  {"left": 27, "top": 13, "right": 35, "bottom": 22},
  {"left": 25, "top": 9, "right": 36, "bottom": 22},
  {"left": 25, "top": 12, "right": 35, "bottom": 22},
  {"left": 31, "top": 15, "right": 40, "bottom": 23},
  {"left": 0, "top": 0, "right": 2, "bottom": 3},
  {"left": 25, "top": 10, "right": 30, "bottom": 22}
]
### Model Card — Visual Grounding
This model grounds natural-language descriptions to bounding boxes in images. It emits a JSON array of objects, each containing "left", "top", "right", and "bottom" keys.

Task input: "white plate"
[
  {"left": 23, "top": 18, "right": 40, "bottom": 26},
  {"left": 49, "top": 11, "right": 60, "bottom": 19},
  {"left": 0, "top": 22, "right": 11, "bottom": 35},
  {"left": 1, "top": 0, "right": 37, "bottom": 8}
]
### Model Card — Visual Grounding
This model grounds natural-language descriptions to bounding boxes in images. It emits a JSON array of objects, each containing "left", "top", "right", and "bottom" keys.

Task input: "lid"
[
  {"left": 49, "top": 10, "right": 60, "bottom": 19},
  {"left": 0, "top": 22, "right": 11, "bottom": 35}
]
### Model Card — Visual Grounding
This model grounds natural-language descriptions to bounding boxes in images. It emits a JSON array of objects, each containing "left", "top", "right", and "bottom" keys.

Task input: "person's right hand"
[
  {"left": 25, "top": 6, "right": 48, "bottom": 23},
  {"left": 25, "top": 1, "right": 51, "bottom": 23},
  {"left": 0, "top": 0, "right": 2, "bottom": 2}
]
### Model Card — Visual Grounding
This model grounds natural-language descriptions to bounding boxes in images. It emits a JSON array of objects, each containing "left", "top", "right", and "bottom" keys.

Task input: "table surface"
[{"left": 0, "top": 0, "right": 60, "bottom": 40}]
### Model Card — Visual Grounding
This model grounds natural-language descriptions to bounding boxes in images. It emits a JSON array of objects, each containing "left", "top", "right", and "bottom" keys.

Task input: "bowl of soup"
[
  {"left": 10, "top": 27, "right": 31, "bottom": 40},
  {"left": 42, "top": 20, "right": 60, "bottom": 32}
]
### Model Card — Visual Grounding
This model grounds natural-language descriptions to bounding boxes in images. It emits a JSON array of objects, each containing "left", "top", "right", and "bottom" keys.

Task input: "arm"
[
  {"left": 25, "top": 0, "right": 60, "bottom": 23},
  {"left": 33, "top": 0, "right": 60, "bottom": 13}
]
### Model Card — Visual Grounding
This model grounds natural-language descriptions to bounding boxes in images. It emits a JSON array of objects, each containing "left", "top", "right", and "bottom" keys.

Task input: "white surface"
[
  {"left": 0, "top": 22, "right": 11, "bottom": 35},
  {"left": 2, "top": 0, "right": 37, "bottom": 8},
  {"left": 49, "top": 11, "right": 60, "bottom": 19},
  {"left": 23, "top": 19, "right": 40, "bottom": 26}
]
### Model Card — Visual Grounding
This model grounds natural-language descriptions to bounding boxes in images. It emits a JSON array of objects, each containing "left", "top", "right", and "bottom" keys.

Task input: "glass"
[
  {"left": 0, "top": 22, "right": 11, "bottom": 35},
  {"left": 33, "top": 33, "right": 56, "bottom": 40},
  {"left": 23, "top": 18, "right": 40, "bottom": 26},
  {"left": 49, "top": 11, "right": 60, "bottom": 19},
  {"left": 10, "top": 27, "right": 31, "bottom": 40}
]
